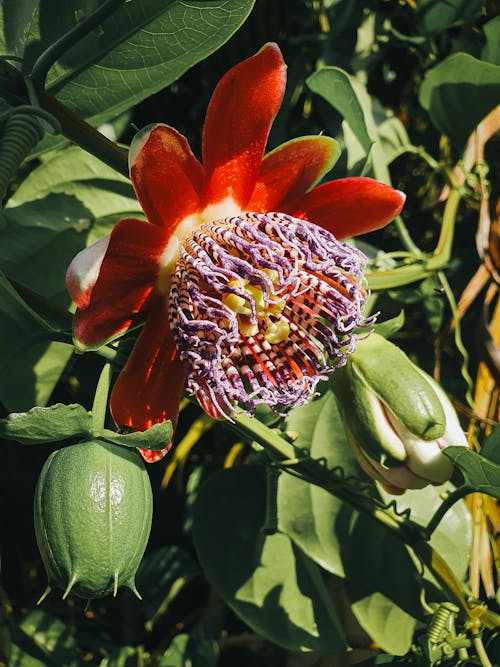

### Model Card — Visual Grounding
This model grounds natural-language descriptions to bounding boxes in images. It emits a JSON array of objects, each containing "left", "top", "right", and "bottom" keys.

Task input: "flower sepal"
[{"left": 331, "top": 334, "right": 468, "bottom": 492}]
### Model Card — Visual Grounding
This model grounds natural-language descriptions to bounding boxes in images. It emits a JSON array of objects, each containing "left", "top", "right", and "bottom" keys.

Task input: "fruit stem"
[{"left": 92, "top": 363, "right": 113, "bottom": 430}]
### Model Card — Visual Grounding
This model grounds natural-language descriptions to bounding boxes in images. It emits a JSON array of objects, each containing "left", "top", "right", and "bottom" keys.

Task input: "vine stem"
[
  {"left": 367, "top": 179, "right": 462, "bottom": 291},
  {"left": 39, "top": 92, "right": 129, "bottom": 177},
  {"left": 229, "top": 413, "right": 475, "bottom": 614},
  {"left": 425, "top": 485, "right": 475, "bottom": 537},
  {"left": 30, "top": 0, "right": 128, "bottom": 86}
]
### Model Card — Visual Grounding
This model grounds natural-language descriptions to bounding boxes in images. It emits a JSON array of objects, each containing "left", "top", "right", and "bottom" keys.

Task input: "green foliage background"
[{"left": 0, "top": 0, "right": 499, "bottom": 665}]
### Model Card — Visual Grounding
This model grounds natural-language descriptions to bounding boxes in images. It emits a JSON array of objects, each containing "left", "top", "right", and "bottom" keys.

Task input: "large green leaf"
[
  {"left": 278, "top": 390, "right": 422, "bottom": 655},
  {"left": 0, "top": 0, "right": 256, "bottom": 126},
  {"left": 415, "top": 0, "right": 484, "bottom": 36},
  {"left": 443, "top": 446, "right": 500, "bottom": 499},
  {"left": 8, "top": 145, "right": 139, "bottom": 217},
  {"left": 0, "top": 272, "right": 73, "bottom": 411},
  {"left": 307, "top": 67, "right": 373, "bottom": 157},
  {"left": 307, "top": 66, "right": 410, "bottom": 184},
  {"left": 3, "top": 146, "right": 141, "bottom": 307},
  {"left": 1, "top": 194, "right": 96, "bottom": 306},
  {"left": 419, "top": 53, "right": 500, "bottom": 152},
  {"left": 379, "top": 483, "right": 472, "bottom": 582},
  {"left": 192, "top": 465, "right": 347, "bottom": 654},
  {"left": 19, "top": 609, "right": 78, "bottom": 667}
]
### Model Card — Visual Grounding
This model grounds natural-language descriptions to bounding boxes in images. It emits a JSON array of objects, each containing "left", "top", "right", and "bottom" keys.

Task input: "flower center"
[{"left": 221, "top": 269, "right": 290, "bottom": 343}]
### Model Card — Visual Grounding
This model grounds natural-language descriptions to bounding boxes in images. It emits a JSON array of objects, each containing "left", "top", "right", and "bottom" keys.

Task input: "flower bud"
[{"left": 332, "top": 334, "right": 467, "bottom": 493}]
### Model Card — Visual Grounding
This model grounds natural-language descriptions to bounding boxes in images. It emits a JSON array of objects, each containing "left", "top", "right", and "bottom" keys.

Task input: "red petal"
[
  {"left": 247, "top": 136, "right": 340, "bottom": 211},
  {"left": 283, "top": 177, "right": 406, "bottom": 239},
  {"left": 110, "top": 299, "right": 185, "bottom": 462},
  {"left": 130, "top": 124, "right": 204, "bottom": 229},
  {"left": 73, "top": 218, "right": 170, "bottom": 349},
  {"left": 201, "top": 43, "right": 286, "bottom": 209}
]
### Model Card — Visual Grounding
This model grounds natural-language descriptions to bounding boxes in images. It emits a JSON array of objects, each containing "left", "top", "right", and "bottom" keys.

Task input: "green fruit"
[{"left": 34, "top": 439, "right": 153, "bottom": 600}]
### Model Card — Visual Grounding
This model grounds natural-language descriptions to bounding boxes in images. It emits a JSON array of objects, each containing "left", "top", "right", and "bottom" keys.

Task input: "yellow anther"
[
  {"left": 264, "top": 319, "right": 290, "bottom": 344},
  {"left": 222, "top": 270, "right": 290, "bottom": 343},
  {"left": 238, "top": 316, "right": 259, "bottom": 337},
  {"left": 244, "top": 284, "right": 266, "bottom": 313},
  {"left": 222, "top": 292, "right": 251, "bottom": 316},
  {"left": 268, "top": 298, "right": 286, "bottom": 316}
]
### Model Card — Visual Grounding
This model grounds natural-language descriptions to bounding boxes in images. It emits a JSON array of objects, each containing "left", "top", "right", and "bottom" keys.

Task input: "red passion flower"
[{"left": 66, "top": 43, "right": 405, "bottom": 462}]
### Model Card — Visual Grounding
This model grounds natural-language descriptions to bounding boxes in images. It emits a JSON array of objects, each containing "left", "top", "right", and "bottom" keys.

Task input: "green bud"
[{"left": 332, "top": 334, "right": 467, "bottom": 493}]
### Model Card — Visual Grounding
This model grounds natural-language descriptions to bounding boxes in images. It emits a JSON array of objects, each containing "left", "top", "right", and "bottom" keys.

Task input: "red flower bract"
[{"left": 66, "top": 43, "right": 405, "bottom": 462}]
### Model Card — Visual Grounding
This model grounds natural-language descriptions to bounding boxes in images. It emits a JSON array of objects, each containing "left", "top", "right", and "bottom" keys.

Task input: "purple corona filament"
[{"left": 169, "top": 211, "right": 375, "bottom": 418}]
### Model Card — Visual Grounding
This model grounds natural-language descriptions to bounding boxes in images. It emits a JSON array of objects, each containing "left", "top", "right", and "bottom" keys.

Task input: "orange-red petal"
[
  {"left": 110, "top": 298, "right": 185, "bottom": 461},
  {"left": 129, "top": 124, "right": 204, "bottom": 229},
  {"left": 73, "top": 218, "right": 170, "bottom": 349},
  {"left": 283, "top": 177, "right": 406, "bottom": 239},
  {"left": 247, "top": 135, "right": 340, "bottom": 212},
  {"left": 201, "top": 43, "right": 286, "bottom": 210}
]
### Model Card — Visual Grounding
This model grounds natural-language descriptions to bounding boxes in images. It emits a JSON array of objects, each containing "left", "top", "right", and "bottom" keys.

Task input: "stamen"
[{"left": 168, "top": 212, "right": 374, "bottom": 417}]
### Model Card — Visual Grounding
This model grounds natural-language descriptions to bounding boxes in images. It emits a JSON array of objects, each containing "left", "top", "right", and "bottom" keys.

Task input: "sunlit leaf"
[
  {"left": 159, "top": 633, "right": 219, "bottom": 667},
  {"left": 307, "top": 67, "right": 373, "bottom": 156},
  {"left": 19, "top": 609, "right": 78, "bottom": 667},
  {"left": 419, "top": 53, "right": 500, "bottom": 152},
  {"left": 379, "top": 483, "right": 472, "bottom": 581},
  {"left": 279, "top": 390, "right": 422, "bottom": 655},
  {"left": 1, "top": 0, "right": 256, "bottom": 126},
  {"left": 193, "top": 465, "right": 347, "bottom": 653}
]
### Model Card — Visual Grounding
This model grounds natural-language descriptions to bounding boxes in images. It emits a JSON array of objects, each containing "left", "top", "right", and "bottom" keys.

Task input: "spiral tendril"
[
  {"left": 277, "top": 445, "right": 414, "bottom": 521},
  {"left": 0, "top": 106, "right": 60, "bottom": 204}
]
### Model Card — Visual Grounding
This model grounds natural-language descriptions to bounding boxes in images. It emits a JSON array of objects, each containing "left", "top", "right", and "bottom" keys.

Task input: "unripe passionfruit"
[{"left": 34, "top": 439, "right": 153, "bottom": 600}]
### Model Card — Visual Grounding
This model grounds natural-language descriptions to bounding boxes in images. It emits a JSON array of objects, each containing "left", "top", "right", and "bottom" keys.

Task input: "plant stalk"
[
  {"left": 39, "top": 92, "right": 129, "bottom": 177},
  {"left": 30, "top": 0, "right": 128, "bottom": 86}
]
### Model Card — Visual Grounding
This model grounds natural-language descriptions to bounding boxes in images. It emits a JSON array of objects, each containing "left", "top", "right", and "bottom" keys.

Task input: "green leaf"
[
  {"left": 2, "top": 147, "right": 141, "bottom": 310},
  {"left": 0, "top": 403, "right": 91, "bottom": 444},
  {"left": 2, "top": 0, "right": 256, "bottom": 126},
  {"left": 443, "top": 446, "right": 500, "bottom": 499},
  {"left": 379, "top": 483, "right": 472, "bottom": 581},
  {"left": 279, "top": 391, "right": 422, "bottom": 655},
  {"left": 159, "top": 633, "right": 219, "bottom": 667},
  {"left": 415, "top": 0, "right": 484, "bottom": 36},
  {"left": 419, "top": 53, "right": 500, "bottom": 152},
  {"left": 307, "top": 67, "right": 373, "bottom": 156},
  {"left": 136, "top": 546, "right": 201, "bottom": 631},
  {"left": 8, "top": 643, "right": 50, "bottom": 667},
  {"left": 104, "top": 646, "right": 144, "bottom": 667},
  {"left": 8, "top": 146, "right": 139, "bottom": 219},
  {"left": 192, "top": 465, "right": 347, "bottom": 654},
  {"left": 1, "top": 194, "right": 95, "bottom": 306},
  {"left": 480, "top": 424, "right": 500, "bottom": 465},
  {"left": 97, "top": 422, "right": 173, "bottom": 451},
  {"left": 482, "top": 16, "right": 500, "bottom": 66},
  {"left": 307, "top": 67, "right": 408, "bottom": 185},
  {"left": 0, "top": 272, "right": 73, "bottom": 411},
  {"left": 19, "top": 609, "right": 78, "bottom": 667}
]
